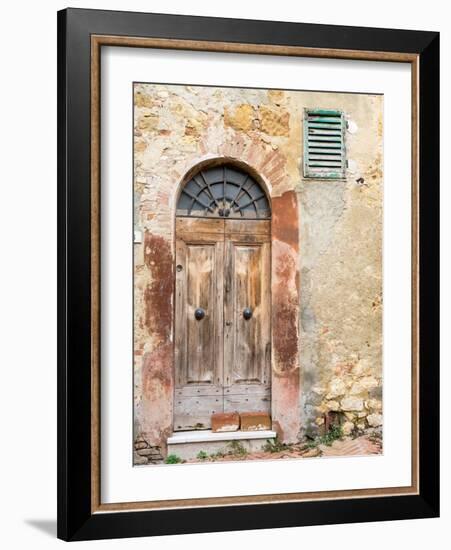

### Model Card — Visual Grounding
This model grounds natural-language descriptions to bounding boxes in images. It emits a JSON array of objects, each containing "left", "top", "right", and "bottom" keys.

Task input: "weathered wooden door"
[{"left": 174, "top": 217, "right": 271, "bottom": 431}]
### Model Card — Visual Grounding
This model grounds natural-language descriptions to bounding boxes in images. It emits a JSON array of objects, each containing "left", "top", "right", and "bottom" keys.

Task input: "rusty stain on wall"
[
  {"left": 272, "top": 191, "right": 300, "bottom": 249},
  {"left": 272, "top": 192, "right": 300, "bottom": 374},
  {"left": 272, "top": 370, "right": 302, "bottom": 443},
  {"left": 271, "top": 191, "right": 301, "bottom": 441},
  {"left": 143, "top": 232, "right": 173, "bottom": 344}
]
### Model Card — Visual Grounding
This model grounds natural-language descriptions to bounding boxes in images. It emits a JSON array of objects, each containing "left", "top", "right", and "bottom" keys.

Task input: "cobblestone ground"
[
  {"left": 184, "top": 435, "right": 382, "bottom": 464},
  {"left": 318, "top": 435, "right": 381, "bottom": 457}
]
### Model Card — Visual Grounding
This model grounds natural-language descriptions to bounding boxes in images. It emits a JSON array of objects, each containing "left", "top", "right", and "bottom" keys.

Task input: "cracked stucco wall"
[
  {"left": 297, "top": 92, "right": 383, "bottom": 437},
  {"left": 133, "top": 83, "right": 383, "bottom": 449}
]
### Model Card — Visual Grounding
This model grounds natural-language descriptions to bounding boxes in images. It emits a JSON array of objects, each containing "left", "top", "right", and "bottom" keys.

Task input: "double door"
[{"left": 174, "top": 217, "right": 271, "bottom": 431}]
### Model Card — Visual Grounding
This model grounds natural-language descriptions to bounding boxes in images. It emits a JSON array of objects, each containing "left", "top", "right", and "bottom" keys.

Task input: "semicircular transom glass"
[{"left": 176, "top": 164, "right": 271, "bottom": 219}]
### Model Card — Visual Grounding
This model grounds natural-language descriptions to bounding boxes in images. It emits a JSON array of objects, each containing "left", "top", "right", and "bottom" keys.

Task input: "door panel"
[
  {"left": 185, "top": 243, "right": 217, "bottom": 384},
  {"left": 224, "top": 220, "right": 271, "bottom": 413},
  {"left": 224, "top": 386, "right": 271, "bottom": 413},
  {"left": 173, "top": 395, "right": 223, "bottom": 432},
  {"left": 174, "top": 218, "right": 224, "bottom": 430},
  {"left": 174, "top": 217, "right": 271, "bottom": 430},
  {"left": 228, "top": 244, "right": 264, "bottom": 383},
  {"left": 224, "top": 219, "right": 271, "bottom": 240}
]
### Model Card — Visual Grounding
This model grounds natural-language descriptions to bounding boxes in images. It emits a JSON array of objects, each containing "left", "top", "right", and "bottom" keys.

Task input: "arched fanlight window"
[{"left": 176, "top": 164, "right": 271, "bottom": 219}]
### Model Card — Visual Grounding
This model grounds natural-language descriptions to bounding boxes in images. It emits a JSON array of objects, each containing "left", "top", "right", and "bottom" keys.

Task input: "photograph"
[{"left": 132, "top": 83, "right": 384, "bottom": 466}]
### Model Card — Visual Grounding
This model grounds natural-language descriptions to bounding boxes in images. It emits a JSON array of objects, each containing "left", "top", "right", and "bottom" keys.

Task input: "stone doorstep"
[
  {"left": 167, "top": 429, "right": 277, "bottom": 461},
  {"left": 168, "top": 429, "right": 276, "bottom": 444}
]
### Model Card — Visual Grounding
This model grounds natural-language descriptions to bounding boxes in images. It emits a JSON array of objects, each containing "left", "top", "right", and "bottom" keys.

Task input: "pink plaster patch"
[{"left": 141, "top": 342, "right": 173, "bottom": 449}]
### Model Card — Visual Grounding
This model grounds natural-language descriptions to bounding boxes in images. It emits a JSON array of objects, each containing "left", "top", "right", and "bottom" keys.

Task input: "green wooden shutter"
[{"left": 304, "top": 109, "right": 346, "bottom": 179}]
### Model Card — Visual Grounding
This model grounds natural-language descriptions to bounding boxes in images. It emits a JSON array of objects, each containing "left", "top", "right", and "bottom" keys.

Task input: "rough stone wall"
[
  {"left": 297, "top": 93, "right": 383, "bottom": 438},
  {"left": 133, "top": 83, "right": 383, "bottom": 450}
]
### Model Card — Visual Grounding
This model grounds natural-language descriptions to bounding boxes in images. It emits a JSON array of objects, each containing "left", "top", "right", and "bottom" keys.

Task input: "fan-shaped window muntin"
[{"left": 176, "top": 164, "right": 271, "bottom": 219}]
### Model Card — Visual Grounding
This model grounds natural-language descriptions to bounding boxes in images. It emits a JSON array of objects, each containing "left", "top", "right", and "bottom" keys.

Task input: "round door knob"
[
  {"left": 243, "top": 307, "right": 253, "bottom": 320},
  {"left": 194, "top": 308, "right": 205, "bottom": 321}
]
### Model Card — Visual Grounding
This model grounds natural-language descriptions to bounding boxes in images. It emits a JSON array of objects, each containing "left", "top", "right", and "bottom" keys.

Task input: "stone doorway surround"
[{"left": 135, "top": 153, "right": 301, "bottom": 453}]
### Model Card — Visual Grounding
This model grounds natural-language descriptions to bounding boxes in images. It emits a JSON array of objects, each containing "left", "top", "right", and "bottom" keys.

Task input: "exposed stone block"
[
  {"left": 137, "top": 447, "right": 161, "bottom": 457},
  {"left": 240, "top": 412, "right": 271, "bottom": 431},
  {"left": 267, "top": 90, "right": 285, "bottom": 105},
  {"left": 258, "top": 105, "right": 290, "bottom": 136},
  {"left": 134, "top": 441, "right": 149, "bottom": 451},
  {"left": 224, "top": 104, "right": 254, "bottom": 132},
  {"left": 326, "top": 400, "right": 340, "bottom": 411},
  {"left": 211, "top": 412, "right": 240, "bottom": 433},
  {"left": 137, "top": 113, "right": 159, "bottom": 131},
  {"left": 367, "top": 413, "right": 383, "bottom": 427},
  {"left": 341, "top": 397, "right": 364, "bottom": 411},
  {"left": 326, "top": 377, "right": 346, "bottom": 399},
  {"left": 367, "top": 398, "right": 382, "bottom": 412},
  {"left": 134, "top": 90, "right": 154, "bottom": 108},
  {"left": 133, "top": 452, "right": 148, "bottom": 465},
  {"left": 342, "top": 421, "right": 355, "bottom": 435},
  {"left": 360, "top": 376, "right": 379, "bottom": 390}
]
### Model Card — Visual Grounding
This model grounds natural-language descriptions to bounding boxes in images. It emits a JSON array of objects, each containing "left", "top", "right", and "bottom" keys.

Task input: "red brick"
[
  {"left": 211, "top": 412, "right": 240, "bottom": 433},
  {"left": 240, "top": 412, "right": 271, "bottom": 431}
]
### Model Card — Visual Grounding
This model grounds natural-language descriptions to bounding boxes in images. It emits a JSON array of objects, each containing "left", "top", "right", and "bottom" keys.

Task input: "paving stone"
[
  {"left": 134, "top": 441, "right": 149, "bottom": 450},
  {"left": 301, "top": 448, "right": 322, "bottom": 458},
  {"left": 319, "top": 436, "right": 381, "bottom": 457},
  {"left": 183, "top": 436, "right": 380, "bottom": 463}
]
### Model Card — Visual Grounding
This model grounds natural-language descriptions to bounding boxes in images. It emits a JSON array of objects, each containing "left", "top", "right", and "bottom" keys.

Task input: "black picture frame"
[{"left": 57, "top": 7, "right": 439, "bottom": 541}]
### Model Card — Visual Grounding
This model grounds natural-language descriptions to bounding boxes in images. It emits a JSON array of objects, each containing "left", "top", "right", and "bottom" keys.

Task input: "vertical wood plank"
[
  {"left": 224, "top": 238, "right": 234, "bottom": 389},
  {"left": 224, "top": 220, "right": 271, "bottom": 413},
  {"left": 174, "top": 219, "right": 225, "bottom": 430},
  {"left": 215, "top": 240, "right": 224, "bottom": 388},
  {"left": 175, "top": 239, "right": 187, "bottom": 386},
  {"left": 186, "top": 243, "right": 216, "bottom": 383}
]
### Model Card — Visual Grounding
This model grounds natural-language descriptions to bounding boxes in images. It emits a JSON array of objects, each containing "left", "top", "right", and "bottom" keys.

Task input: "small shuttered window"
[{"left": 304, "top": 109, "right": 346, "bottom": 179}]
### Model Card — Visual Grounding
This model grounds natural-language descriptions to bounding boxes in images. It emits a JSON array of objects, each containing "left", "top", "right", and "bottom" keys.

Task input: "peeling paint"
[
  {"left": 272, "top": 370, "right": 301, "bottom": 443},
  {"left": 143, "top": 232, "right": 173, "bottom": 344},
  {"left": 272, "top": 191, "right": 300, "bottom": 378},
  {"left": 141, "top": 342, "right": 173, "bottom": 452}
]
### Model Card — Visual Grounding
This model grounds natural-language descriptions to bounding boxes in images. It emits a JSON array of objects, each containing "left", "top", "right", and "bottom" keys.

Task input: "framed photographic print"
[{"left": 57, "top": 8, "right": 439, "bottom": 541}]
